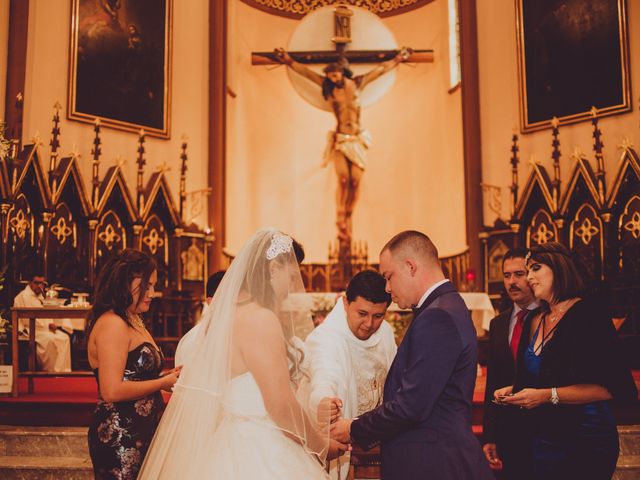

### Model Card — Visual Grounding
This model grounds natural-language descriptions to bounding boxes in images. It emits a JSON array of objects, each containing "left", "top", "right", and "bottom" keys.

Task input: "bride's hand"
[{"left": 160, "top": 366, "right": 182, "bottom": 391}]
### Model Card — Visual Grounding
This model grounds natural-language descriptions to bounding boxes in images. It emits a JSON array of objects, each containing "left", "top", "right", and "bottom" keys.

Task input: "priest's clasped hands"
[{"left": 320, "top": 396, "right": 356, "bottom": 459}]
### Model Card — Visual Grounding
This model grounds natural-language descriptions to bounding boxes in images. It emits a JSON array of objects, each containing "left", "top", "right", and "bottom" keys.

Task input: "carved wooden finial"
[
  {"left": 591, "top": 107, "right": 606, "bottom": 205},
  {"left": 49, "top": 102, "right": 62, "bottom": 191},
  {"left": 618, "top": 137, "right": 634, "bottom": 151},
  {"left": 550, "top": 117, "right": 561, "bottom": 207},
  {"left": 68, "top": 143, "right": 81, "bottom": 160},
  {"left": 31, "top": 131, "right": 44, "bottom": 147},
  {"left": 510, "top": 133, "right": 520, "bottom": 219},
  {"left": 136, "top": 130, "right": 146, "bottom": 213},
  {"left": 155, "top": 160, "right": 171, "bottom": 173},
  {"left": 570, "top": 145, "right": 586, "bottom": 160},
  {"left": 179, "top": 135, "right": 189, "bottom": 222},
  {"left": 91, "top": 120, "right": 102, "bottom": 209},
  {"left": 115, "top": 155, "right": 127, "bottom": 168}
]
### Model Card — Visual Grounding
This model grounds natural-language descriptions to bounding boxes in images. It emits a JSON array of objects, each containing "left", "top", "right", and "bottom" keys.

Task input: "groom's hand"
[
  {"left": 327, "top": 439, "right": 350, "bottom": 460},
  {"left": 330, "top": 418, "right": 353, "bottom": 444}
]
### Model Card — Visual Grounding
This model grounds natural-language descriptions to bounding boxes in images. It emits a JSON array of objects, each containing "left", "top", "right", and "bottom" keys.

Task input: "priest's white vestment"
[
  {"left": 13, "top": 285, "right": 72, "bottom": 372},
  {"left": 306, "top": 298, "right": 397, "bottom": 479}
]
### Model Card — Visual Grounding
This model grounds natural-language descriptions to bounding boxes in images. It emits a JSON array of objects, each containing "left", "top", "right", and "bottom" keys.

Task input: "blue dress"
[
  {"left": 88, "top": 342, "right": 164, "bottom": 479},
  {"left": 523, "top": 320, "right": 619, "bottom": 480}
]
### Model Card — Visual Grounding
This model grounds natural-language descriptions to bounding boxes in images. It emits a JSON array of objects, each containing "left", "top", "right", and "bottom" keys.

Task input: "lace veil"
[{"left": 139, "top": 228, "right": 329, "bottom": 478}]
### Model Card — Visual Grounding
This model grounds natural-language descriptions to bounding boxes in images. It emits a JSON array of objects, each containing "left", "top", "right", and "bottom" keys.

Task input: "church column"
[
  {"left": 458, "top": 0, "right": 484, "bottom": 290},
  {"left": 208, "top": 0, "right": 227, "bottom": 273},
  {"left": 3, "top": 0, "right": 29, "bottom": 143}
]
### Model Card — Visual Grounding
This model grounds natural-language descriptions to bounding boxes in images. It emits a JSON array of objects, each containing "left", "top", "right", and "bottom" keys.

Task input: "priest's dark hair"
[
  {"left": 346, "top": 270, "right": 392, "bottom": 306},
  {"left": 87, "top": 249, "right": 157, "bottom": 333},
  {"left": 206, "top": 270, "right": 226, "bottom": 298}
]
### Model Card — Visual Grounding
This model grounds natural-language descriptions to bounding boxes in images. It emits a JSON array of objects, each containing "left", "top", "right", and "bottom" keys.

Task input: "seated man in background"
[
  {"left": 306, "top": 270, "right": 397, "bottom": 479},
  {"left": 13, "top": 273, "right": 72, "bottom": 372}
]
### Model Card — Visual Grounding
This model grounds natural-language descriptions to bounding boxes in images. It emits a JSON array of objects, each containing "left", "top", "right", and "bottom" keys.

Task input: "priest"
[
  {"left": 306, "top": 270, "right": 397, "bottom": 479},
  {"left": 13, "top": 273, "right": 72, "bottom": 372}
]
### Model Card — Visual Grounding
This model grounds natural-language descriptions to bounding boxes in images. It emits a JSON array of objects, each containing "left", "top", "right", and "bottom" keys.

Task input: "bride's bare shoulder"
[{"left": 235, "top": 303, "right": 282, "bottom": 336}]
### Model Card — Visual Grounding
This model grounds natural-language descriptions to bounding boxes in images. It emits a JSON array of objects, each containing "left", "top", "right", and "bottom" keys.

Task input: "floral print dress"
[{"left": 88, "top": 342, "right": 164, "bottom": 479}]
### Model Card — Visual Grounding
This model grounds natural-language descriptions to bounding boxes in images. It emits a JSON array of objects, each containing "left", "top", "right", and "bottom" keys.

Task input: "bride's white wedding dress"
[
  {"left": 204, "top": 372, "right": 329, "bottom": 479},
  {"left": 140, "top": 229, "right": 330, "bottom": 479}
]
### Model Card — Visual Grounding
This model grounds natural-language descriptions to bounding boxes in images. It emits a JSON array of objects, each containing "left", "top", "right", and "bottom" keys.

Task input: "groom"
[{"left": 331, "top": 231, "right": 492, "bottom": 479}]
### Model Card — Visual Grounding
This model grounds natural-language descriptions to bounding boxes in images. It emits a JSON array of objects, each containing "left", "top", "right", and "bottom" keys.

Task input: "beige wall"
[
  {"left": 477, "top": 0, "right": 640, "bottom": 225},
  {"left": 226, "top": 0, "right": 467, "bottom": 262},
  {"left": 19, "top": 0, "right": 209, "bottom": 227}
]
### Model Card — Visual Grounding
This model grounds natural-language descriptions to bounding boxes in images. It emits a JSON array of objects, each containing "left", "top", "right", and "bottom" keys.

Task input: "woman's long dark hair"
[{"left": 87, "top": 249, "right": 157, "bottom": 333}]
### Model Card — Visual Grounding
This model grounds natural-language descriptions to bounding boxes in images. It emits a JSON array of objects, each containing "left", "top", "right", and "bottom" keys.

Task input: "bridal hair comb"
[{"left": 266, "top": 233, "right": 293, "bottom": 260}]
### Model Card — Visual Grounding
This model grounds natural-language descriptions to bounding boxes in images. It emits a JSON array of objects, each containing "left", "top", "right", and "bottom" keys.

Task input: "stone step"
[
  {"left": 614, "top": 454, "right": 640, "bottom": 480},
  {"left": 0, "top": 456, "right": 93, "bottom": 480},
  {"left": 619, "top": 425, "right": 640, "bottom": 456},
  {"left": 0, "top": 425, "right": 89, "bottom": 457}
]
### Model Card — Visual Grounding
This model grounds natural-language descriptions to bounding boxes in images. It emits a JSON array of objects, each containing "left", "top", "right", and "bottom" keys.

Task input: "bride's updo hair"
[
  {"left": 241, "top": 232, "right": 297, "bottom": 312},
  {"left": 239, "top": 231, "right": 308, "bottom": 383}
]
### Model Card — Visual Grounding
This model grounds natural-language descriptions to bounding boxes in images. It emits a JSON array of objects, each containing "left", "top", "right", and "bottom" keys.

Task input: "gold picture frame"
[
  {"left": 515, "top": 0, "right": 631, "bottom": 133},
  {"left": 68, "top": 0, "right": 172, "bottom": 139}
]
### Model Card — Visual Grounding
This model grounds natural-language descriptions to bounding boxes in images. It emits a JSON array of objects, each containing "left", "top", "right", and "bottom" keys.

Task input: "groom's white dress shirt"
[{"left": 306, "top": 297, "right": 397, "bottom": 480}]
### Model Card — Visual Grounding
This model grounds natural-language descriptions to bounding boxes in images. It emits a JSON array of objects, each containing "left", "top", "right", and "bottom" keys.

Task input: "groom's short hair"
[
  {"left": 382, "top": 230, "right": 439, "bottom": 265},
  {"left": 346, "top": 270, "right": 391, "bottom": 306}
]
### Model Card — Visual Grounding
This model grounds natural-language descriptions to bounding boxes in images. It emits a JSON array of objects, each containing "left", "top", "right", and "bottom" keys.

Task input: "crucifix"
[{"left": 252, "top": 5, "right": 433, "bottom": 284}]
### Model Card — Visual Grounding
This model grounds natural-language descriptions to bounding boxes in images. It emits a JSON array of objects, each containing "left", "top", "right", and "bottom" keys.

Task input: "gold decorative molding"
[
  {"left": 574, "top": 217, "right": 599, "bottom": 246},
  {"left": 50, "top": 216, "right": 74, "bottom": 245},
  {"left": 239, "top": 0, "right": 434, "bottom": 19},
  {"left": 621, "top": 196, "right": 640, "bottom": 240},
  {"left": 531, "top": 222, "right": 554, "bottom": 245},
  {"left": 98, "top": 224, "right": 122, "bottom": 251},
  {"left": 9, "top": 209, "right": 30, "bottom": 240},
  {"left": 527, "top": 209, "right": 557, "bottom": 247},
  {"left": 623, "top": 211, "right": 640, "bottom": 239},
  {"left": 143, "top": 227, "right": 165, "bottom": 255}
]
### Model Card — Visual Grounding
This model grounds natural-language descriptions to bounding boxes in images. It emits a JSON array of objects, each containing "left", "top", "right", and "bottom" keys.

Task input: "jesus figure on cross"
[{"left": 274, "top": 47, "right": 412, "bottom": 245}]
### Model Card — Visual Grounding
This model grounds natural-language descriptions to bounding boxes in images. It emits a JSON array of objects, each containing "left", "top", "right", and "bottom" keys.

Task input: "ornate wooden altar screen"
[
  {"left": 0, "top": 117, "right": 214, "bottom": 372},
  {"left": 482, "top": 115, "right": 640, "bottom": 351}
]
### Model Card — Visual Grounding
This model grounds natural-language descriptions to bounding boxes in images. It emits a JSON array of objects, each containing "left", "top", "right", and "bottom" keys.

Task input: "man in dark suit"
[
  {"left": 331, "top": 230, "right": 493, "bottom": 479},
  {"left": 482, "top": 248, "right": 537, "bottom": 478}
]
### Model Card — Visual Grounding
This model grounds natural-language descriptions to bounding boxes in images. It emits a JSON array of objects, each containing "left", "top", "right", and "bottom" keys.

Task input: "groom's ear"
[{"left": 406, "top": 259, "right": 418, "bottom": 277}]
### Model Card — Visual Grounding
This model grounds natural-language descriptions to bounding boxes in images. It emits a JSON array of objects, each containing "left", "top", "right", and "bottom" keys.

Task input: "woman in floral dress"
[{"left": 87, "top": 249, "right": 181, "bottom": 479}]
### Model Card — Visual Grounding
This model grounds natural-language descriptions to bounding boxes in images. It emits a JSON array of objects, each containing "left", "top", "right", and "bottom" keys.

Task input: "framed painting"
[
  {"left": 515, "top": 0, "right": 631, "bottom": 133},
  {"left": 68, "top": 0, "right": 172, "bottom": 138}
]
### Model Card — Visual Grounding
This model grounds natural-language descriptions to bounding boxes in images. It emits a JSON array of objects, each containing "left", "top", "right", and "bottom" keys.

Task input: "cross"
[
  {"left": 251, "top": 6, "right": 433, "bottom": 66},
  {"left": 251, "top": 5, "right": 433, "bottom": 287}
]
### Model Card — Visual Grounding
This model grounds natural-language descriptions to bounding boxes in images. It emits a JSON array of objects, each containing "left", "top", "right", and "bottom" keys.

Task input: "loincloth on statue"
[{"left": 323, "top": 130, "right": 372, "bottom": 170}]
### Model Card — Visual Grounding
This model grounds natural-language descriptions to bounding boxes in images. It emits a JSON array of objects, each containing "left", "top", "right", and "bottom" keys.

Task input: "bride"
[{"left": 139, "top": 229, "right": 337, "bottom": 479}]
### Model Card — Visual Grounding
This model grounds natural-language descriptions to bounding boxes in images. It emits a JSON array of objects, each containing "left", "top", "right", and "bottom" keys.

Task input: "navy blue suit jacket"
[{"left": 350, "top": 282, "right": 493, "bottom": 480}]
